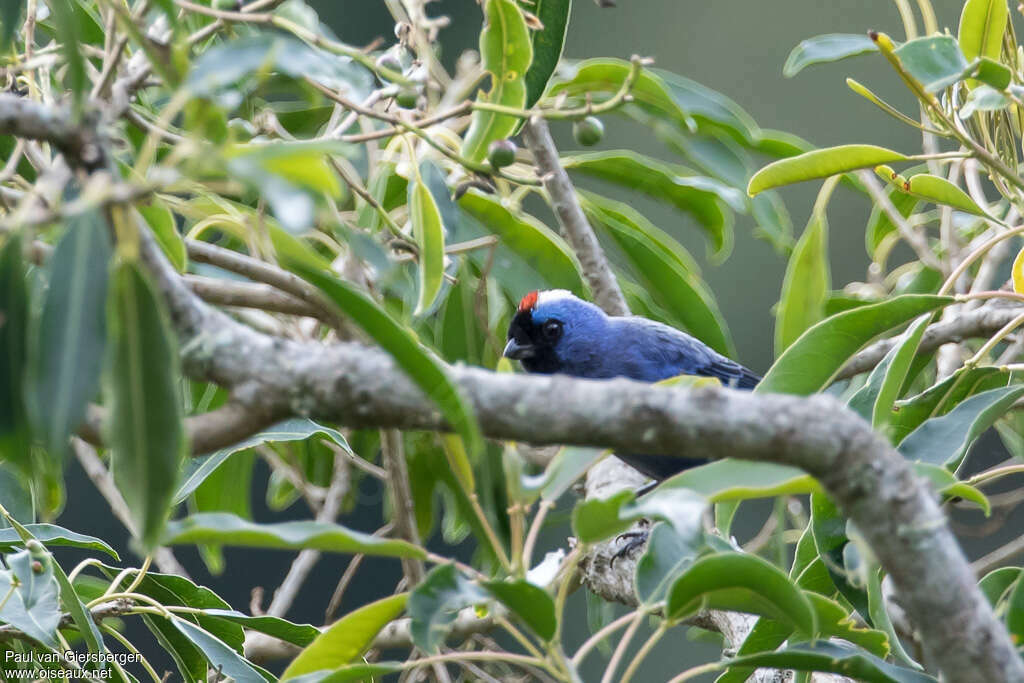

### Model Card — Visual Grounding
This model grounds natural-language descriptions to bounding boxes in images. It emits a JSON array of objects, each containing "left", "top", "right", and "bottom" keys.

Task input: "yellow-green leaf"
[
  {"left": 409, "top": 172, "right": 446, "bottom": 315},
  {"left": 461, "top": 0, "right": 532, "bottom": 163},
  {"left": 1013, "top": 246, "right": 1024, "bottom": 294},
  {"left": 748, "top": 145, "right": 907, "bottom": 195},
  {"left": 903, "top": 173, "right": 989, "bottom": 217},
  {"left": 959, "top": 0, "right": 1008, "bottom": 64},
  {"left": 281, "top": 594, "right": 408, "bottom": 679}
]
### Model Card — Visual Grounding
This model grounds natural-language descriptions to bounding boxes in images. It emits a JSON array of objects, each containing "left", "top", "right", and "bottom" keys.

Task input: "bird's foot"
[{"left": 610, "top": 521, "right": 651, "bottom": 567}]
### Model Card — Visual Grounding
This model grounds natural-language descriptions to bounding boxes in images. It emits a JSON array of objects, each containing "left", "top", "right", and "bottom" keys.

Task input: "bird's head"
[{"left": 503, "top": 290, "right": 608, "bottom": 375}]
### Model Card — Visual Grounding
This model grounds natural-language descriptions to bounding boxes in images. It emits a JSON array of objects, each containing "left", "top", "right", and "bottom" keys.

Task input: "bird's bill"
[{"left": 503, "top": 338, "right": 536, "bottom": 360}]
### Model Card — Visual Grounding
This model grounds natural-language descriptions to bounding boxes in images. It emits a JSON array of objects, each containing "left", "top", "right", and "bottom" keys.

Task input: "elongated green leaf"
[
  {"left": 29, "top": 210, "right": 110, "bottom": 463},
  {"left": 176, "top": 418, "right": 350, "bottom": 502},
  {"left": 725, "top": 641, "right": 937, "bottom": 683},
  {"left": 784, "top": 34, "right": 878, "bottom": 77},
  {"left": 959, "top": 0, "right": 1008, "bottom": 65},
  {"left": 1, "top": 0, "right": 23, "bottom": 51},
  {"left": 653, "top": 68, "right": 760, "bottom": 144},
  {"left": 409, "top": 171, "right": 446, "bottom": 316},
  {"left": 524, "top": 0, "right": 570, "bottom": 108},
  {"left": 571, "top": 489, "right": 635, "bottom": 544},
  {"left": 163, "top": 513, "right": 425, "bottom": 557},
  {"left": 139, "top": 201, "right": 186, "bottom": 272},
  {"left": 272, "top": 228, "right": 484, "bottom": 459},
  {"left": 0, "top": 234, "right": 30, "bottom": 473},
  {"left": 894, "top": 36, "right": 970, "bottom": 92},
  {"left": 757, "top": 295, "right": 953, "bottom": 396},
  {"left": 903, "top": 174, "right": 989, "bottom": 217},
  {"left": 105, "top": 260, "right": 184, "bottom": 551},
  {"left": 172, "top": 619, "right": 269, "bottom": 683},
  {"left": 775, "top": 178, "right": 836, "bottom": 355},
  {"left": 565, "top": 150, "right": 743, "bottom": 258},
  {"left": 409, "top": 564, "right": 489, "bottom": 653},
  {"left": 203, "top": 609, "right": 318, "bottom": 649},
  {"left": 462, "top": 0, "right": 532, "bottom": 162},
  {"left": 666, "top": 552, "right": 816, "bottom": 636},
  {"left": 581, "top": 192, "right": 734, "bottom": 355},
  {"left": 281, "top": 594, "right": 407, "bottom": 679},
  {"left": 979, "top": 566, "right": 1021, "bottom": 605},
  {"left": 47, "top": 1, "right": 87, "bottom": 113},
  {"left": 811, "top": 493, "right": 869, "bottom": 619},
  {"left": 456, "top": 189, "right": 584, "bottom": 294},
  {"left": 749, "top": 145, "right": 907, "bottom": 195},
  {"left": 0, "top": 524, "right": 118, "bottom": 559},
  {"left": 660, "top": 460, "right": 818, "bottom": 500},
  {"left": 970, "top": 57, "right": 1012, "bottom": 90},
  {"left": 872, "top": 314, "right": 931, "bottom": 430},
  {"left": 899, "top": 384, "right": 1024, "bottom": 469},
  {"left": 1006, "top": 574, "right": 1024, "bottom": 642},
  {"left": 866, "top": 566, "right": 920, "bottom": 668},
  {"left": 482, "top": 579, "right": 556, "bottom": 641},
  {"left": 521, "top": 447, "right": 604, "bottom": 502},
  {"left": 889, "top": 367, "right": 1010, "bottom": 443},
  {"left": 912, "top": 462, "right": 990, "bottom": 513}
]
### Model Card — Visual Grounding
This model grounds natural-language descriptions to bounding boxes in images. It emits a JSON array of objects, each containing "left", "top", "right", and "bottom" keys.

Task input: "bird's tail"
[{"left": 736, "top": 367, "right": 761, "bottom": 390}]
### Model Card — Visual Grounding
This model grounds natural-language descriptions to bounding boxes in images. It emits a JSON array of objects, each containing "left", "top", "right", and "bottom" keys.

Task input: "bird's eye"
[{"left": 542, "top": 320, "right": 562, "bottom": 342}]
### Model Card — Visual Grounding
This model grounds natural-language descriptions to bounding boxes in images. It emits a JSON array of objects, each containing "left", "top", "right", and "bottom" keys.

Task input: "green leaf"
[
  {"left": 978, "top": 566, "right": 1020, "bottom": 606},
  {"left": 893, "top": 36, "right": 970, "bottom": 92},
  {"left": 523, "top": 0, "right": 571, "bottom": 108},
  {"left": 285, "top": 663, "right": 404, "bottom": 682},
  {"left": 163, "top": 513, "right": 426, "bottom": 558},
  {"left": 571, "top": 489, "right": 635, "bottom": 544},
  {"left": 201, "top": 609, "right": 318, "bottom": 649},
  {"left": 462, "top": 0, "right": 532, "bottom": 163},
  {"left": 748, "top": 145, "right": 907, "bottom": 195},
  {"left": 409, "top": 169, "right": 446, "bottom": 316},
  {"left": 811, "top": 493, "right": 868, "bottom": 619},
  {"left": 0, "top": 524, "right": 119, "bottom": 559},
  {"left": 757, "top": 295, "right": 953, "bottom": 396},
  {"left": 871, "top": 314, "right": 931, "bottom": 431},
  {"left": 634, "top": 521, "right": 705, "bottom": 605},
  {"left": 970, "top": 57, "right": 1012, "bottom": 90},
  {"left": 652, "top": 68, "right": 760, "bottom": 144},
  {"left": 959, "top": 0, "right": 1008, "bottom": 65},
  {"left": 889, "top": 366, "right": 1010, "bottom": 443},
  {"left": 456, "top": 189, "right": 585, "bottom": 294},
  {"left": 105, "top": 260, "right": 184, "bottom": 552},
  {"left": 899, "top": 384, "right": 1024, "bottom": 469},
  {"left": 29, "top": 210, "right": 110, "bottom": 463},
  {"left": 866, "top": 566, "right": 920, "bottom": 669},
  {"left": 659, "top": 460, "right": 818, "bottom": 501},
  {"left": 139, "top": 201, "right": 186, "bottom": 272},
  {"left": 775, "top": 178, "right": 836, "bottom": 355},
  {"left": 1006, "top": 574, "right": 1024, "bottom": 643},
  {"left": 960, "top": 84, "right": 1011, "bottom": 118},
  {"left": 176, "top": 418, "right": 349, "bottom": 502},
  {"left": 902, "top": 173, "right": 989, "bottom": 217},
  {"left": 724, "top": 641, "right": 937, "bottom": 683},
  {"left": 187, "top": 33, "right": 372, "bottom": 102},
  {"left": 784, "top": 34, "right": 878, "bottom": 77},
  {"left": 564, "top": 150, "right": 744, "bottom": 258},
  {"left": 1, "top": 0, "right": 23, "bottom": 51},
  {"left": 482, "top": 579, "right": 556, "bottom": 641},
  {"left": 272, "top": 228, "right": 484, "bottom": 459},
  {"left": 581, "top": 192, "right": 734, "bottom": 355},
  {"left": 1, "top": 549, "right": 60, "bottom": 649},
  {"left": 281, "top": 594, "right": 407, "bottom": 679},
  {"left": 866, "top": 185, "right": 918, "bottom": 259},
  {"left": 172, "top": 619, "right": 269, "bottom": 683},
  {"left": 521, "top": 447, "right": 604, "bottom": 502},
  {"left": 408, "top": 564, "right": 489, "bottom": 653},
  {"left": 0, "top": 234, "right": 31, "bottom": 474},
  {"left": 47, "top": 1, "right": 87, "bottom": 114},
  {"left": 666, "top": 552, "right": 816, "bottom": 637}
]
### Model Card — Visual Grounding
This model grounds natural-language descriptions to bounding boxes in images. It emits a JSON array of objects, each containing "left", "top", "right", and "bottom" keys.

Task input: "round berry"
[
  {"left": 488, "top": 139, "right": 517, "bottom": 168},
  {"left": 573, "top": 116, "right": 604, "bottom": 147}
]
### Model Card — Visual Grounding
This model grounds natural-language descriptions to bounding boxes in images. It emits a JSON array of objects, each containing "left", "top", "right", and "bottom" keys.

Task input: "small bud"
[
  {"left": 573, "top": 116, "right": 605, "bottom": 147},
  {"left": 25, "top": 540, "right": 44, "bottom": 554},
  {"left": 31, "top": 560, "right": 43, "bottom": 574},
  {"left": 488, "top": 139, "right": 517, "bottom": 168},
  {"left": 395, "top": 88, "right": 419, "bottom": 109}
]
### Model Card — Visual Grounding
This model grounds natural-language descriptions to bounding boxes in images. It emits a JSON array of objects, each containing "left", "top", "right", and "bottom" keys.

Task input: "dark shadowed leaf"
[
  {"left": 565, "top": 150, "right": 743, "bottom": 258},
  {"left": 889, "top": 366, "right": 1010, "bottom": 443},
  {"left": 408, "top": 565, "right": 489, "bottom": 652},
  {"left": 784, "top": 34, "right": 878, "bottom": 77},
  {"left": 758, "top": 295, "right": 953, "bottom": 396},
  {"left": 164, "top": 513, "right": 425, "bottom": 557},
  {"left": 899, "top": 384, "right": 1024, "bottom": 469},
  {"left": 280, "top": 594, "right": 407, "bottom": 679},
  {"left": 666, "top": 552, "right": 816, "bottom": 637},
  {"left": 203, "top": 609, "right": 319, "bottom": 649},
  {"left": 524, "top": 0, "right": 571, "bottom": 108},
  {"left": 634, "top": 522, "right": 705, "bottom": 605},
  {"left": 582, "top": 192, "right": 734, "bottom": 355},
  {"left": 1005, "top": 574, "right": 1024, "bottom": 642},
  {"left": 462, "top": 0, "right": 532, "bottom": 162},
  {"left": 46, "top": 1, "right": 86, "bottom": 113},
  {"left": 749, "top": 145, "right": 907, "bottom": 195},
  {"left": 105, "top": 260, "right": 184, "bottom": 552},
  {"left": 653, "top": 68, "right": 760, "bottom": 143},
  {"left": 0, "top": 234, "right": 30, "bottom": 474},
  {"left": 0, "top": 524, "right": 118, "bottom": 559},
  {"left": 724, "top": 641, "right": 937, "bottom": 682},
  {"left": 978, "top": 566, "right": 1021, "bottom": 606},
  {"left": 29, "top": 210, "right": 110, "bottom": 463},
  {"left": 482, "top": 579, "right": 556, "bottom": 641}
]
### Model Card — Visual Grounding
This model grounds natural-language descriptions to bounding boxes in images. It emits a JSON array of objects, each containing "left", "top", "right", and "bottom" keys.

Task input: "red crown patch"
[{"left": 518, "top": 290, "right": 539, "bottom": 313}]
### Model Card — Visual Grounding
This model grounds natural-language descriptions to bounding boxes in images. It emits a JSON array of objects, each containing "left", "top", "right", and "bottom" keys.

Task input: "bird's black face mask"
[{"left": 504, "top": 309, "right": 562, "bottom": 374}]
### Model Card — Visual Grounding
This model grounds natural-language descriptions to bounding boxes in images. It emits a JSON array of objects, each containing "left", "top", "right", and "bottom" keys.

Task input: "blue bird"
[{"left": 504, "top": 289, "right": 760, "bottom": 484}]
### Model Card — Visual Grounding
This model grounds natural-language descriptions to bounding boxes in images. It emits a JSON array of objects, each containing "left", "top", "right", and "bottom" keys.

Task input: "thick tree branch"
[{"left": 0, "top": 94, "right": 107, "bottom": 170}]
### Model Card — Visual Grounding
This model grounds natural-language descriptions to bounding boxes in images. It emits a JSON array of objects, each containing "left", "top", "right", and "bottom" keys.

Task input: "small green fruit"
[
  {"left": 395, "top": 88, "right": 419, "bottom": 109},
  {"left": 488, "top": 139, "right": 517, "bottom": 168},
  {"left": 573, "top": 116, "right": 604, "bottom": 147}
]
